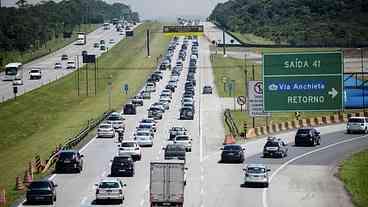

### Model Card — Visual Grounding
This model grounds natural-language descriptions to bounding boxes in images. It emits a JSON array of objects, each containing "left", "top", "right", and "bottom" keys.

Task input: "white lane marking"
[
  {"left": 140, "top": 199, "right": 145, "bottom": 206},
  {"left": 200, "top": 175, "right": 204, "bottom": 182},
  {"left": 200, "top": 188, "right": 205, "bottom": 195},
  {"left": 48, "top": 174, "right": 56, "bottom": 181},
  {"left": 262, "top": 134, "right": 368, "bottom": 207},
  {"left": 80, "top": 135, "right": 97, "bottom": 153}
]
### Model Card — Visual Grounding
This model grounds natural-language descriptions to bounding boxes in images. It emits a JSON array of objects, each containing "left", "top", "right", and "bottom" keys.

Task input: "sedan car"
[
  {"left": 220, "top": 144, "right": 245, "bottom": 163},
  {"left": 29, "top": 68, "right": 42, "bottom": 80},
  {"left": 243, "top": 164, "right": 270, "bottom": 187},
  {"left": 26, "top": 180, "right": 57, "bottom": 204},
  {"left": 172, "top": 135, "right": 192, "bottom": 152},
  {"left": 118, "top": 141, "right": 142, "bottom": 161},
  {"left": 97, "top": 123, "right": 115, "bottom": 138},
  {"left": 61, "top": 54, "right": 68, "bottom": 60},
  {"left": 66, "top": 61, "right": 76, "bottom": 69},
  {"left": 95, "top": 178, "right": 126, "bottom": 204}
]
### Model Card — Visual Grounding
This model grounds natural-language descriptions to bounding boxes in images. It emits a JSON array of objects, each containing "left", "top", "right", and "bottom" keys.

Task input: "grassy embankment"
[
  {"left": 0, "top": 21, "right": 170, "bottom": 206},
  {"left": 339, "top": 150, "right": 368, "bottom": 207},
  {"left": 0, "top": 24, "right": 98, "bottom": 71},
  {"left": 210, "top": 54, "right": 345, "bottom": 133}
]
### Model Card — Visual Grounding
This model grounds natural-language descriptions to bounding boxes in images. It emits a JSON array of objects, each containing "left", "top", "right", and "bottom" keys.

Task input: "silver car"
[
  {"left": 243, "top": 164, "right": 270, "bottom": 187},
  {"left": 97, "top": 123, "right": 115, "bottom": 138},
  {"left": 134, "top": 131, "right": 153, "bottom": 147},
  {"left": 346, "top": 116, "right": 368, "bottom": 134}
]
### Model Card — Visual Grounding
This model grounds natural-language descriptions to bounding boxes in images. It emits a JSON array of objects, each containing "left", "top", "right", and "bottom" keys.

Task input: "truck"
[
  {"left": 76, "top": 32, "right": 86, "bottom": 45},
  {"left": 150, "top": 161, "right": 185, "bottom": 207}
]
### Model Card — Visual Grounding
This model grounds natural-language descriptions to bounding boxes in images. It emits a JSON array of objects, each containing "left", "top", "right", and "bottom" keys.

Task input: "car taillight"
[{"left": 119, "top": 189, "right": 123, "bottom": 194}]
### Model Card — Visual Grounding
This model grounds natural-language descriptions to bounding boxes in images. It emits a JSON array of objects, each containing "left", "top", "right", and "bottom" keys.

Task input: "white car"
[
  {"left": 172, "top": 135, "right": 192, "bottom": 152},
  {"left": 145, "top": 82, "right": 156, "bottom": 92},
  {"left": 109, "top": 39, "right": 115, "bottom": 44},
  {"left": 134, "top": 131, "right": 153, "bottom": 147},
  {"left": 95, "top": 178, "right": 126, "bottom": 204},
  {"left": 29, "top": 68, "right": 42, "bottom": 80},
  {"left": 243, "top": 164, "right": 270, "bottom": 187},
  {"left": 118, "top": 141, "right": 142, "bottom": 161},
  {"left": 97, "top": 123, "right": 115, "bottom": 138},
  {"left": 137, "top": 122, "right": 156, "bottom": 134},
  {"left": 54, "top": 62, "right": 62, "bottom": 70},
  {"left": 66, "top": 61, "right": 76, "bottom": 69},
  {"left": 346, "top": 116, "right": 368, "bottom": 134},
  {"left": 107, "top": 112, "right": 125, "bottom": 133}
]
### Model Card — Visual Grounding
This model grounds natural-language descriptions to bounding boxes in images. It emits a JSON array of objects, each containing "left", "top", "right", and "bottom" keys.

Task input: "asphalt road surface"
[
  {"left": 0, "top": 24, "right": 139, "bottom": 103},
  {"left": 15, "top": 36, "right": 368, "bottom": 207}
]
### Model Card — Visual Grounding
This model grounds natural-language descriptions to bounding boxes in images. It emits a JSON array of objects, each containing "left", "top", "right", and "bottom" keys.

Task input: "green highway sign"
[{"left": 263, "top": 52, "right": 343, "bottom": 112}]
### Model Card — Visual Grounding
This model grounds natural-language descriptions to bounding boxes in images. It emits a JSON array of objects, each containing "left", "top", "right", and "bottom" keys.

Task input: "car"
[
  {"left": 295, "top": 128, "right": 321, "bottom": 146},
  {"left": 29, "top": 68, "right": 42, "bottom": 79},
  {"left": 148, "top": 107, "right": 163, "bottom": 120},
  {"left": 100, "top": 45, "right": 106, "bottom": 50},
  {"left": 140, "top": 90, "right": 151, "bottom": 99},
  {"left": 109, "top": 39, "right": 115, "bottom": 44},
  {"left": 54, "top": 62, "right": 62, "bottom": 69},
  {"left": 180, "top": 107, "right": 194, "bottom": 120},
  {"left": 100, "top": 40, "right": 105, "bottom": 45},
  {"left": 243, "top": 164, "right": 270, "bottom": 187},
  {"left": 123, "top": 103, "right": 136, "bottom": 115},
  {"left": 131, "top": 95, "right": 144, "bottom": 106},
  {"left": 169, "top": 127, "right": 187, "bottom": 140},
  {"left": 203, "top": 86, "right": 213, "bottom": 94},
  {"left": 118, "top": 141, "right": 142, "bottom": 160},
  {"left": 159, "top": 99, "right": 170, "bottom": 110},
  {"left": 263, "top": 137, "right": 288, "bottom": 158},
  {"left": 172, "top": 135, "right": 192, "bottom": 152},
  {"left": 165, "top": 84, "right": 176, "bottom": 92},
  {"left": 94, "top": 42, "right": 100, "bottom": 48},
  {"left": 346, "top": 116, "right": 368, "bottom": 134},
  {"left": 95, "top": 178, "right": 126, "bottom": 204},
  {"left": 145, "top": 82, "right": 156, "bottom": 92},
  {"left": 26, "top": 180, "right": 57, "bottom": 204},
  {"left": 106, "top": 112, "right": 125, "bottom": 133},
  {"left": 61, "top": 54, "right": 68, "bottom": 60},
  {"left": 110, "top": 155, "right": 135, "bottom": 177},
  {"left": 55, "top": 150, "right": 84, "bottom": 173},
  {"left": 66, "top": 61, "right": 76, "bottom": 69},
  {"left": 97, "top": 123, "right": 115, "bottom": 138},
  {"left": 163, "top": 143, "right": 186, "bottom": 161},
  {"left": 134, "top": 131, "right": 153, "bottom": 147},
  {"left": 220, "top": 144, "right": 245, "bottom": 163}
]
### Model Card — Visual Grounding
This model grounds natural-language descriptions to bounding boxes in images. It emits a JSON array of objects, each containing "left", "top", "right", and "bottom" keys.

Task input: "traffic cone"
[
  {"left": 15, "top": 176, "right": 24, "bottom": 191},
  {"left": 0, "top": 188, "right": 6, "bottom": 205},
  {"left": 223, "top": 134, "right": 236, "bottom": 145},
  {"left": 23, "top": 170, "right": 32, "bottom": 186}
]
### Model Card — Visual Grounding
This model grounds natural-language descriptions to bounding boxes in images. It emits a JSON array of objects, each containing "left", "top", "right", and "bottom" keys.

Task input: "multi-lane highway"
[
  {"left": 14, "top": 34, "right": 368, "bottom": 207},
  {"left": 0, "top": 24, "right": 139, "bottom": 103}
]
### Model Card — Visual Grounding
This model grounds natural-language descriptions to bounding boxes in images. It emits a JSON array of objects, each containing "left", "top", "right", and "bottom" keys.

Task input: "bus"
[{"left": 3, "top": 62, "right": 23, "bottom": 81}]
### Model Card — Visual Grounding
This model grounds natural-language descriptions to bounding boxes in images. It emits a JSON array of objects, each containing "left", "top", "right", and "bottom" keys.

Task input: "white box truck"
[
  {"left": 150, "top": 160, "right": 185, "bottom": 207},
  {"left": 77, "top": 32, "right": 86, "bottom": 45}
]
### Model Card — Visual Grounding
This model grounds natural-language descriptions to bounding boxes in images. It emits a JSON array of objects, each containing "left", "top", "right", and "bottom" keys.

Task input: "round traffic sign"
[
  {"left": 254, "top": 82, "right": 263, "bottom": 95},
  {"left": 237, "top": 96, "right": 246, "bottom": 105}
]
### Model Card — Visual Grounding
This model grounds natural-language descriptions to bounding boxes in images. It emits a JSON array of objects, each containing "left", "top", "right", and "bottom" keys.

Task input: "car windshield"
[
  {"left": 223, "top": 145, "right": 241, "bottom": 150},
  {"left": 113, "top": 156, "right": 131, "bottom": 162},
  {"left": 29, "top": 181, "right": 50, "bottom": 189},
  {"left": 108, "top": 115, "right": 122, "bottom": 121},
  {"left": 30, "top": 69, "right": 40, "bottom": 73},
  {"left": 175, "top": 136, "right": 189, "bottom": 141},
  {"left": 58, "top": 152, "right": 75, "bottom": 159},
  {"left": 121, "top": 142, "right": 135, "bottom": 147},
  {"left": 100, "top": 124, "right": 111, "bottom": 129},
  {"left": 265, "top": 142, "right": 279, "bottom": 147},
  {"left": 297, "top": 129, "right": 311, "bottom": 134},
  {"left": 247, "top": 167, "right": 266, "bottom": 174},
  {"left": 167, "top": 145, "right": 185, "bottom": 151},
  {"left": 137, "top": 132, "right": 150, "bottom": 136},
  {"left": 99, "top": 182, "right": 120, "bottom": 189},
  {"left": 349, "top": 118, "right": 364, "bottom": 123}
]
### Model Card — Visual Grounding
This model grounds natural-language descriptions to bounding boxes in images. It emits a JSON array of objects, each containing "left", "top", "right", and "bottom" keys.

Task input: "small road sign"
[
  {"left": 123, "top": 83, "right": 128, "bottom": 94},
  {"left": 237, "top": 96, "right": 246, "bottom": 105}
]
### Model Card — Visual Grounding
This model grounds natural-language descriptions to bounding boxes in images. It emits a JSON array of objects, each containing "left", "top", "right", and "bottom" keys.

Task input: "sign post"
[
  {"left": 248, "top": 81, "right": 271, "bottom": 117},
  {"left": 263, "top": 52, "right": 343, "bottom": 112}
]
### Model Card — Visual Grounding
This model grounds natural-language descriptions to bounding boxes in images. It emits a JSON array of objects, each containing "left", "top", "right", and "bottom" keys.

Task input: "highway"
[
  {"left": 14, "top": 36, "right": 368, "bottom": 207},
  {"left": 0, "top": 24, "right": 139, "bottom": 103}
]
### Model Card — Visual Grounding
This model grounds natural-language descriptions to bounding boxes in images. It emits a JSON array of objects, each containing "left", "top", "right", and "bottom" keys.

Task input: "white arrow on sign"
[{"left": 328, "top": 88, "right": 338, "bottom": 98}]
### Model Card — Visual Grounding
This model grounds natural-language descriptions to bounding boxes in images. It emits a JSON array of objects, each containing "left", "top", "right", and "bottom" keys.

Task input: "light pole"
[
  {"left": 360, "top": 48, "right": 365, "bottom": 114},
  {"left": 108, "top": 75, "right": 112, "bottom": 111}
]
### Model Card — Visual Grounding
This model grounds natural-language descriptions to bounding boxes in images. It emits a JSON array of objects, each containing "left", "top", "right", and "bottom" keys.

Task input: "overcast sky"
[{"left": 1, "top": 0, "right": 227, "bottom": 20}]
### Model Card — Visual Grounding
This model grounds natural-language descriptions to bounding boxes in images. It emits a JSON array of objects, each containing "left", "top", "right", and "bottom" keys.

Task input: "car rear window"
[
  {"left": 99, "top": 182, "right": 119, "bottom": 189},
  {"left": 265, "top": 142, "right": 279, "bottom": 147},
  {"left": 121, "top": 142, "right": 135, "bottom": 147},
  {"left": 223, "top": 145, "right": 241, "bottom": 150},
  {"left": 58, "top": 152, "right": 76, "bottom": 159},
  {"left": 29, "top": 181, "right": 50, "bottom": 189},
  {"left": 100, "top": 124, "right": 111, "bottom": 129},
  {"left": 349, "top": 118, "right": 365, "bottom": 123},
  {"left": 247, "top": 167, "right": 266, "bottom": 174},
  {"left": 175, "top": 136, "right": 189, "bottom": 141},
  {"left": 167, "top": 145, "right": 185, "bottom": 151},
  {"left": 297, "top": 129, "right": 311, "bottom": 134},
  {"left": 108, "top": 115, "right": 122, "bottom": 121}
]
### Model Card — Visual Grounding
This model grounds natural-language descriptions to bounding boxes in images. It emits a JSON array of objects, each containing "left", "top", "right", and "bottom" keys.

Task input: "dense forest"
[
  {"left": 209, "top": 0, "right": 368, "bottom": 46},
  {"left": 0, "top": 0, "right": 139, "bottom": 51}
]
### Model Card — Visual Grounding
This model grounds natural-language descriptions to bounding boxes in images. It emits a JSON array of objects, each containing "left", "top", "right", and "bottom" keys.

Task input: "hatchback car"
[
  {"left": 295, "top": 128, "right": 321, "bottom": 146},
  {"left": 97, "top": 123, "right": 115, "bottom": 138},
  {"left": 173, "top": 135, "right": 192, "bottom": 152},
  {"left": 243, "top": 164, "right": 270, "bottom": 187},
  {"left": 220, "top": 144, "right": 245, "bottom": 163},
  {"left": 55, "top": 150, "right": 84, "bottom": 173},
  {"left": 95, "top": 178, "right": 126, "bottom": 204},
  {"left": 180, "top": 107, "right": 194, "bottom": 120},
  {"left": 107, "top": 112, "right": 125, "bottom": 133},
  {"left": 134, "top": 131, "right": 153, "bottom": 147},
  {"left": 26, "top": 180, "right": 57, "bottom": 204},
  {"left": 263, "top": 137, "right": 288, "bottom": 158},
  {"left": 110, "top": 156, "right": 135, "bottom": 177},
  {"left": 203, "top": 86, "right": 213, "bottom": 94},
  {"left": 123, "top": 103, "right": 136, "bottom": 115},
  {"left": 346, "top": 116, "right": 368, "bottom": 134},
  {"left": 164, "top": 144, "right": 186, "bottom": 161},
  {"left": 118, "top": 141, "right": 142, "bottom": 160}
]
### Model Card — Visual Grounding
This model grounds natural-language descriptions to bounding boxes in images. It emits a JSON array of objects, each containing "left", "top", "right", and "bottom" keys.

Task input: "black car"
[
  {"left": 263, "top": 137, "right": 288, "bottom": 158},
  {"left": 110, "top": 156, "right": 135, "bottom": 177},
  {"left": 131, "top": 95, "right": 144, "bottom": 106},
  {"left": 55, "top": 150, "right": 84, "bottom": 173},
  {"left": 26, "top": 180, "right": 57, "bottom": 204},
  {"left": 123, "top": 103, "right": 136, "bottom": 115},
  {"left": 220, "top": 144, "right": 245, "bottom": 163},
  {"left": 164, "top": 144, "right": 186, "bottom": 161},
  {"left": 61, "top": 54, "right": 68, "bottom": 60},
  {"left": 295, "top": 128, "right": 321, "bottom": 146},
  {"left": 165, "top": 84, "right": 176, "bottom": 92},
  {"left": 203, "top": 86, "right": 213, "bottom": 94},
  {"left": 180, "top": 107, "right": 194, "bottom": 120},
  {"left": 148, "top": 107, "right": 163, "bottom": 120}
]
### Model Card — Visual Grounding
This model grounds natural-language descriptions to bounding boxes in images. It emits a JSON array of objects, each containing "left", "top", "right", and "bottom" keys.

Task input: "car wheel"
[
  {"left": 365, "top": 128, "right": 368, "bottom": 134},
  {"left": 347, "top": 130, "right": 351, "bottom": 134},
  {"left": 317, "top": 138, "right": 321, "bottom": 145},
  {"left": 264, "top": 182, "right": 269, "bottom": 188}
]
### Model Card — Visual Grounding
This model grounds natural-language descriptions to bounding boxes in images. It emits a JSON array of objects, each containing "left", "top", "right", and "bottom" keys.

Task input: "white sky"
[{"left": 1, "top": 0, "right": 227, "bottom": 20}]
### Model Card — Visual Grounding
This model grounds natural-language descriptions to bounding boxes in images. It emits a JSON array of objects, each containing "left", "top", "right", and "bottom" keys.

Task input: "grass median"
[
  {"left": 339, "top": 150, "right": 368, "bottom": 207},
  {"left": 0, "top": 21, "right": 170, "bottom": 206}
]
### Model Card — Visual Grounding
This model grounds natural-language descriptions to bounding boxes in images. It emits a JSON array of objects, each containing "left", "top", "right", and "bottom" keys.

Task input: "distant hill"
[{"left": 209, "top": 0, "right": 368, "bottom": 47}]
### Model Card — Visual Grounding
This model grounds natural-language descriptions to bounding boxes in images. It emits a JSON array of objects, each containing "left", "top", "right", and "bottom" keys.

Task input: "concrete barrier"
[
  {"left": 322, "top": 116, "right": 331, "bottom": 124},
  {"left": 260, "top": 126, "right": 268, "bottom": 135}
]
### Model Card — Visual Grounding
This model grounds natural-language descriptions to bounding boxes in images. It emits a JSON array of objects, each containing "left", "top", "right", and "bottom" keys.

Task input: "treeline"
[
  {"left": 0, "top": 0, "right": 139, "bottom": 51},
  {"left": 209, "top": 0, "right": 368, "bottom": 46}
]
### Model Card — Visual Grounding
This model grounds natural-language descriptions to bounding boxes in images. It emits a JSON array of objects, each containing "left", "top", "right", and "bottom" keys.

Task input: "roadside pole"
[
  {"left": 222, "top": 30, "right": 226, "bottom": 56},
  {"left": 252, "top": 64, "right": 255, "bottom": 128},
  {"left": 147, "top": 29, "right": 150, "bottom": 57},
  {"left": 86, "top": 62, "right": 89, "bottom": 96},
  {"left": 108, "top": 75, "right": 112, "bottom": 111},
  {"left": 77, "top": 56, "right": 80, "bottom": 96}
]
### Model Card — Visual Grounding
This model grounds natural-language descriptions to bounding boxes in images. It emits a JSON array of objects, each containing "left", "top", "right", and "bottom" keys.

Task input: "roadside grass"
[
  {"left": 0, "top": 21, "right": 170, "bottom": 206},
  {"left": 231, "top": 32, "right": 275, "bottom": 45},
  {"left": 0, "top": 24, "right": 98, "bottom": 71},
  {"left": 252, "top": 47, "right": 340, "bottom": 54},
  {"left": 339, "top": 150, "right": 368, "bottom": 207}
]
